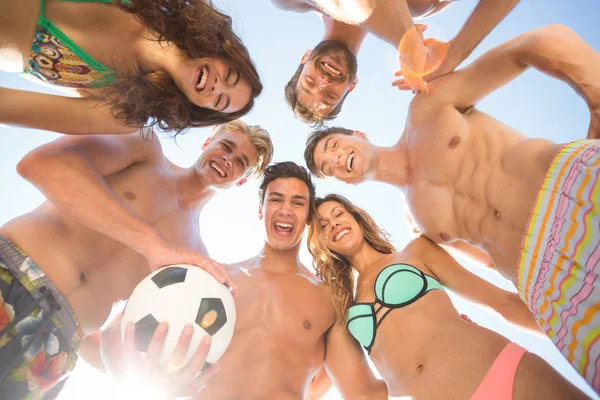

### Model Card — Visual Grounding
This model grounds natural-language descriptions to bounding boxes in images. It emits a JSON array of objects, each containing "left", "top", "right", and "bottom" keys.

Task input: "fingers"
[
  {"left": 181, "top": 335, "right": 212, "bottom": 381},
  {"left": 168, "top": 325, "right": 194, "bottom": 373},
  {"left": 146, "top": 322, "right": 169, "bottom": 364}
]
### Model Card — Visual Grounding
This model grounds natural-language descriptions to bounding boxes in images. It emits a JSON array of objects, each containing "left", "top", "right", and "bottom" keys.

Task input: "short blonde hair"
[{"left": 212, "top": 119, "right": 274, "bottom": 178}]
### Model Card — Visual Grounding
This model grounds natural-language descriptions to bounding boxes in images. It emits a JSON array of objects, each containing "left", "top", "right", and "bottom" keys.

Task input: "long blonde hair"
[{"left": 308, "top": 194, "right": 395, "bottom": 322}]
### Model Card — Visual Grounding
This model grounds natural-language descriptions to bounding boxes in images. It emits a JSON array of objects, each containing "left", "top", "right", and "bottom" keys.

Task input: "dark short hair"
[
  {"left": 284, "top": 63, "right": 351, "bottom": 128},
  {"left": 259, "top": 161, "right": 317, "bottom": 217},
  {"left": 304, "top": 127, "right": 355, "bottom": 177}
]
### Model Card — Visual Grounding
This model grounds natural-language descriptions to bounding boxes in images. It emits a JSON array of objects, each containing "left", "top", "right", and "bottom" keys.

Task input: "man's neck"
[
  {"left": 322, "top": 16, "right": 366, "bottom": 55},
  {"left": 176, "top": 167, "right": 217, "bottom": 210},
  {"left": 370, "top": 141, "right": 409, "bottom": 188},
  {"left": 256, "top": 243, "right": 304, "bottom": 273}
]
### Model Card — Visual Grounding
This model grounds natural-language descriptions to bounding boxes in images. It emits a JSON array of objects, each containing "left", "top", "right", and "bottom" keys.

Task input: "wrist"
[{"left": 133, "top": 227, "right": 166, "bottom": 258}]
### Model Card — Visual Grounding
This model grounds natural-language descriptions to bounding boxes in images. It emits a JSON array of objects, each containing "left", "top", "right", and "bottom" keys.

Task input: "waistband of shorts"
[{"left": 0, "top": 235, "right": 82, "bottom": 349}]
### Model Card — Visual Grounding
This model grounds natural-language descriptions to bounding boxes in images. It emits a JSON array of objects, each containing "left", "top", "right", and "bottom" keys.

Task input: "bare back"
[
  {"left": 401, "top": 95, "right": 564, "bottom": 282},
  {"left": 196, "top": 260, "right": 335, "bottom": 399},
  {"left": 0, "top": 137, "right": 206, "bottom": 334}
]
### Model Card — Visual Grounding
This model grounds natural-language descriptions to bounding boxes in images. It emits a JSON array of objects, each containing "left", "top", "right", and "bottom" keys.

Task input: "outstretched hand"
[
  {"left": 394, "top": 28, "right": 453, "bottom": 93},
  {"left": 396, "top": 24, "right": 429, "bottom": 94},
  {"left": 122, "top": 322, "right": 218, "bottom": 399},
  {"left": 144, "top": 241, "right": 237, "bottom": 294}
]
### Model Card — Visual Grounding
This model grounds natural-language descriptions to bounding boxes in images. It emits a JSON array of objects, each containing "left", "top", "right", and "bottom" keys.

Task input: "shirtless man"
[
  {"left": 303, "top": 25, "right": 600, "bottom": 392},
  {"left": 100, "top": 161, "right": 387, "bottom": 399},
  {"left": 0, "top": 119, "right": 273, "bottom": 399},
  {"left": 279, "top": 0, "right": 519, "bottom": 125}
]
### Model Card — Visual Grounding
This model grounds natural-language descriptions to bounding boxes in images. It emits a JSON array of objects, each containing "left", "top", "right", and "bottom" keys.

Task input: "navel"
[
  {"left": 79, "top": 272, "right": 88, "bottom": 284},
  {"left": 303, "top": 320, "right": 312, "bottom": 330},
  {"left": 494, "top": 210, "right": 501, "bottom": 219},
  {"left": 448, "top": 135, "right": 461, "bottom": 149},
  {"left": 124, "top": 191, "right": 137, "bottom": 201},
  {"left": 439, "top": 232, "right": 450, "bottom": 241},
  {"left": 416, "top": 363, "right": 424, "bottom": 373}
]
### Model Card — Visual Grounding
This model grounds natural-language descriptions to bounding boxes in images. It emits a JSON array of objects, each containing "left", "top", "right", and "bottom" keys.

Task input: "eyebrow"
[
  {"left": 219, "top": 96, "right": 231, "bottom": 112},
  {"left": 268, "top": 192, "right": 308, "bottom": 202}
]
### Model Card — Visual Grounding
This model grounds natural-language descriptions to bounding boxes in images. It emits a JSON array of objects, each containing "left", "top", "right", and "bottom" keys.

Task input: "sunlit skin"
[
  {"left": 192, "top": 174, "right": 386, "bottom": 399},
  {"left": 195, "top": 129, "right": 259, "bottom": 190},
  {"left": 259, "top": 177, "right": 311, "bottom": 251},
  {"left": 313, "top": 200, "right": 587, "bottom": 400},
  {"left": 297, "top": 49, "right": 358, "bottom": 116},
  {"left": 312, "top": 132, "right": 376, "bottom": 183}
]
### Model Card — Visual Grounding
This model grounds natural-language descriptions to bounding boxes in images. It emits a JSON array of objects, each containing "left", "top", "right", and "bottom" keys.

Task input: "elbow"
[
  {"left": 17, "top": 144, "right": 79, "bottom": 182},
  {"left": 17, "top": 150, "right": 49, "bottom": 180},
  {"left": 528, "top": 25, "right": 578, "bottom": 46}
]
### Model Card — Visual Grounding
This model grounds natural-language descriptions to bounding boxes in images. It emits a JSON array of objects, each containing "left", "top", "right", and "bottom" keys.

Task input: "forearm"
[
  {"left": 0, "top": 87, "right": 136, "bottom": 135},
  {"left": 17, "top": 147, "right": 161, "bottom": 255},
  {"left": 79, "top": 331, "right": 106, "bottom": 373},
  {"left": 498, "top": 293, "right": 543, "bottom": 336},
  {"left": 363, "top": 0, "right": 414, "bottom": 47},
  {"left": 447, "top": 0, "right": 519, "bottom": 67}
]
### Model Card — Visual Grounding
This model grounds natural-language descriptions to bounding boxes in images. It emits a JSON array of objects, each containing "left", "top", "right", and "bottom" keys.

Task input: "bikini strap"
[{"left": 40, "top": 0, "right": 45, "bottom": 17}]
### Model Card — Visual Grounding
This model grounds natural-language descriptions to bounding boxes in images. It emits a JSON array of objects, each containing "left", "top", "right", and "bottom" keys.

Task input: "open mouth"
[
  {"left": 274, "top": 221, "right": 294, "bottom": 235},
  {"left": 321, "top": 61, "right": 342, "bottom": 76},
  {"left": 334, "top": 228, "right": 350, "bottom": 242},
  {"left": 196, "top": 66, "right": 209, "bottom": 92},
  {"left": 346, "top": 152, "right": 355, "bottom": 173},
  {"left": 209, "top": 160, "right": 227, "bottom": 177}
]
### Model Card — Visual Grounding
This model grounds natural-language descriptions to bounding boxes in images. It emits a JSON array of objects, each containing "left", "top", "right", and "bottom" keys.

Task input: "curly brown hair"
[
  {"left": 103, "top": 0, "right": 262, "bottom": 135},
  {"left": 308, "top": 194, "right": 395, "bottom": 322}
]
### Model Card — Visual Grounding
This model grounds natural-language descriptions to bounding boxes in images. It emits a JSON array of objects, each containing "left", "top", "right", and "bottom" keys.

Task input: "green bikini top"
[
  {"left": 26, "top": 0, "right": 131, "bottom": 88},
  {"left": 347, "top": 263, "right": 444, "bottom": 354}
]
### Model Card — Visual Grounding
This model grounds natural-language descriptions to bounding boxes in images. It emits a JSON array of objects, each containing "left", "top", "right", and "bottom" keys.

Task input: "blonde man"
[{"left": 0, "top": 121, "right": 273, "bottom": 399}]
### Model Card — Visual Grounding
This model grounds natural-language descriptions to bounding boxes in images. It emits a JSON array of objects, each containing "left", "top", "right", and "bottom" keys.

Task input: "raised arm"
[
  {"left": 430, "top": 25, "right": 600, "bottom": 138},
  {"left": 426, "top": 0, "right": 520, "bottom": 81},
  {"left": 16, "top": 133, "right": 232, "bottom": 285},
  {"left": 0, "top": 87, "right": 137, "bottom": 135},
  {"left": 407, "top": 236, "right": 542, "bottom": 335},
  {"left": 324, "top": 321, "right": 388, "bottom": 399}
]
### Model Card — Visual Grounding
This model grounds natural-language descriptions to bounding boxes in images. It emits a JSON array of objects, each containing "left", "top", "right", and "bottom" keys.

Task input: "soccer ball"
[{"left": 121, "top": 264, "right": 236, "bottom": 366}]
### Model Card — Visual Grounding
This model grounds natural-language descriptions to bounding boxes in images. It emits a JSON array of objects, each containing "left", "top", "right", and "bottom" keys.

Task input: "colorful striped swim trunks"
[{"left": 517, "top": 139, "right": 600, "bottom": 393}]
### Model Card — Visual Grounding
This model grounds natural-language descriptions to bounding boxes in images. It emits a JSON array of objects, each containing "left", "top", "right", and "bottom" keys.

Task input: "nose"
[
  {"left": 331, "top": 220, "right": 340, "bottom": 231},
  {"left": 317, "top": 75, "right": 331, "bottom": 89},
  {"left": 221, "top": 153, "right": 232, "bottom": 168},
  {"left": 279, "top": 200, "right": 294, "bottom": 216},
  {"left": 210, "top": 76, "right": 223, "bottom": 95}
]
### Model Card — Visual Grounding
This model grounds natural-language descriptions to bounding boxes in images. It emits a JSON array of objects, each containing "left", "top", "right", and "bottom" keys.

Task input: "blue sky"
[{"left": 1, "top": 0, "right": 599, "bottom": 398}]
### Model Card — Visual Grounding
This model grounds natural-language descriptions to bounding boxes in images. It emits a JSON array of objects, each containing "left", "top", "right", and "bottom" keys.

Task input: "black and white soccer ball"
[{"left": 121, "top": 264, "right": 236, "bottom": 366}]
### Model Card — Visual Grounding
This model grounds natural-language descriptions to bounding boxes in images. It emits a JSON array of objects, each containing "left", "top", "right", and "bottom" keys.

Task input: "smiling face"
[
  {"left": 316, "top": 200, "right": 364, "bottom": 257},
  {"left": 174, "top": 57, "right": 253, "bottom": 114},
  {"left": 296, "top": 41, "right": 358, "bottom": 117},
  {"left": 312, "top": 133, "right": 376, "bottom": 183},
  {"left": 259, "top": 177, "right": 311, "bottom": 251},
  {"left": 195, "top": 129, "right": 259, "bottom": 189}
]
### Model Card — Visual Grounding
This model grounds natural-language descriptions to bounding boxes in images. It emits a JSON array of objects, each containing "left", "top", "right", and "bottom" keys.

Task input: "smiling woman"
[{"left": 0, "top": 0, "right": 262, "bottom": 135}]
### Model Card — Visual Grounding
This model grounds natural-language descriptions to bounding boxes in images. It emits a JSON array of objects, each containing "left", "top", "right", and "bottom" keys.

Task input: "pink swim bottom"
[{"left": 470, "top": 342, "right": 527, "bottom": 400}]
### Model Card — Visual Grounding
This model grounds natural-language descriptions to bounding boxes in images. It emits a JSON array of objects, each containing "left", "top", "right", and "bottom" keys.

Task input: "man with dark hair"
[
  {"left": 303, "top": 25, "right": 600, "bottom": 392},
  {"left": 189, "top": 161, "right": 387, "bottom": 399},
  {"left": 279, "top": 0, "right": 520, "bottom": 126}
]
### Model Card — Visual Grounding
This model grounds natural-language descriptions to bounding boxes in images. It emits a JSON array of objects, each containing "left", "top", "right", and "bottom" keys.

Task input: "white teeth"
[
  {"left": 346, "top": 153, "right": 355, "bottom": 172},
  {"left": 275, "top": 223, "right": 293, "bottom": 229},
  {"left": 334, "top": 229, "right": 350, "bottom": 242},
  {"left": 196, "top": 66, "right": 208, "bottom": 91},
  {"left": 209, "top": 161, "right": 226, "bottom": 177},
  {"left": 323, "top": 62, "right": 341, "bottom": 75}
]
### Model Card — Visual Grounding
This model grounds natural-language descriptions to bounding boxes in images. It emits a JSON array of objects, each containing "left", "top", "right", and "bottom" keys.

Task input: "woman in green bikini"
[
  {"left": 308, "top": 193, "right": 587, "bottom": 399},
  {"left": 0, "top": 0, "right": 262, "bottom": 135}
]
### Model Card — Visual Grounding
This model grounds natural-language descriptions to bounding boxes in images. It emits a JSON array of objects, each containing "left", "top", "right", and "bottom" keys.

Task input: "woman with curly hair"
[
  {"left": 0, "top": 0, "right": 262, "bottom": 135},
  {"left": 308, "top": 193, "right": 587, "bottom": 400}
]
